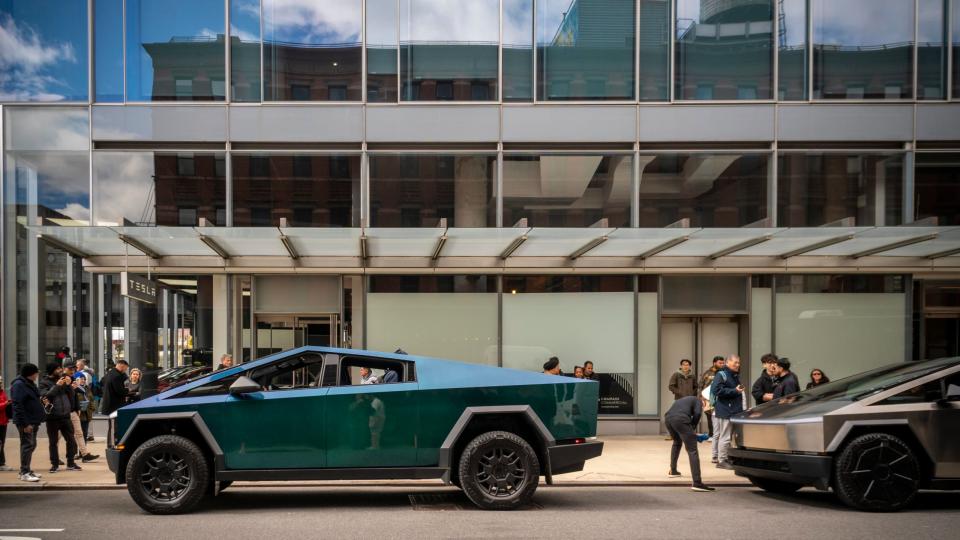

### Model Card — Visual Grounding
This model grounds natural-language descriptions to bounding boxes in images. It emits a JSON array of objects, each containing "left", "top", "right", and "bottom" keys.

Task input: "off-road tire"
[
  {"left": 748, "top": 476, "right": 803, "bottom": 495},
  {"left": 126, "top": 434, "right": 210, "bottom": 515},
  {"left": 458, "top": 430, "right": 539, "bottom": 510},
  {"left": 834, "top": 432, "right": 920, "bottom": 512}
]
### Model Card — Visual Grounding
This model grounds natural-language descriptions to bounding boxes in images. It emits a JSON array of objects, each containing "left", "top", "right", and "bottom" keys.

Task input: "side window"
[
  {"left": 248, "top": 353, "right": 326, "bottom": 392},
  {"left": 878, "top": 373, "right": 960, "bottom": 405},
  {"left": 177, "top": 375, "right": 240, "bottom": 398},
  {"left": 338, "top": 356, "right": 414, "bottom": 386}
]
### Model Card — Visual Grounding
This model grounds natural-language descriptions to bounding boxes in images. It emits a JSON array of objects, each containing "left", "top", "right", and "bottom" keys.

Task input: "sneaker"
[
  {"left": 65, "top": 464, "right": 82, "bottom": 471},
  {"left": 29, "top": 470, "right": 42, "bottom": 479},
  {"left": 49, "top": 466, "right": 60, "bottom": 474},
  {"left": 19, "top": 473, "right": 41, "bottom": 483},
  {"left": 58, "top": 460, "right": 65, "bottom": 466},
  {"left": 0, "top": 465, "right": 15, "bottom": 471},
  {"left": 81, "top": 453, "right": 99, "bottom": 462},
  {"left": 717, "top": 461, "right": 734, "bottom": 470},
  {"left": 692, "top": 483, "right": 716, "bottom": 492},
  {"left": 711, "top": 457, "right": 719, "bottom": 464},
  {"left": 667, "top": 470, "right": 682, "bottom": 478},
  {"left": 86, "top": 436, "right": 95, "bottom": 442}
]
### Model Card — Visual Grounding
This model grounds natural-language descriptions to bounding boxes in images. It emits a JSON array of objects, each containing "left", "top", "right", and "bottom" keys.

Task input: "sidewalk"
[{"left": 0, "top": 436, "right": 746, "bottom": 490}]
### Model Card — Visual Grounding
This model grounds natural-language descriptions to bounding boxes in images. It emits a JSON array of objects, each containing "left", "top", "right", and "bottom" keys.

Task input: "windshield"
[{"left": 789, "top": 357, "right": 959, "bottom": 403}]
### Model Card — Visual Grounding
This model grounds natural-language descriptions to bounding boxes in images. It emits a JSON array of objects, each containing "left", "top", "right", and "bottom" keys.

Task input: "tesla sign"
[{"left": 121, "top": 272, "right": 158, "bottom": 304}]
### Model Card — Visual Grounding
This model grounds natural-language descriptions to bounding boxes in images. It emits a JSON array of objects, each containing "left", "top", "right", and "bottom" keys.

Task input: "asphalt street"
[{"left": 1, "top": 486, "right": 959, "bottom": 540}]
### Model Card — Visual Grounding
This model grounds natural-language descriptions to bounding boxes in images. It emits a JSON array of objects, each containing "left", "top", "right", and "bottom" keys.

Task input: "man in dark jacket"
[
  {"left": 668, "top": 359, "right": 697, "bottom": 400},
  {"left": 751, "top": 353, "right": 779, "bottom": 405},
  {"left": 710, "top": 354, "right": 745, "bottom": 469},
  {"left": 665, "top": 395, "right": 715, "bottom": 492},
  {"left": 772, "top": 357, "right": 800, "bottom": 399},
  {"left": 10, "top": 363, "right": 46, "bottom": 482},
  {"left": 99, "top": 360, "right": 129, "bottom": 415},
  {"left": 39, "top": 363, "right": 80, "bottom": 473}
]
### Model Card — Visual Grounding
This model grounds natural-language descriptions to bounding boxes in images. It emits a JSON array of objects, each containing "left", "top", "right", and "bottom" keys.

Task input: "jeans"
[
  {"left": 46, "top": 415, "right": 77, "bottom": 467},
  {"left": 17, "top": 424, "right": 39, "bottom": 475},
  {"left": 666, "top": 415, "right": 702, "bottom": 485},
  {"left": 80, "top": 418, "right": 90, "bottom": 441},
  {"left": 710, "top": 413, "right": 720, "bottom": 459},
  {"left": 716, "top": 417, "right": 733, "bottom": 463}
]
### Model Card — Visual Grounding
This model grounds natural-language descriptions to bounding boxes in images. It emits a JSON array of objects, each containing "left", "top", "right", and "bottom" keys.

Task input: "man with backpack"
[
  {"left": 38, "top": 362, "right": 82, "bottom": 473},
  {"left": 709, "top": 354, "right": 745, "bottom": 470},
  {"left": 10, "top": 364, "right": 46, "bottom": 482}
]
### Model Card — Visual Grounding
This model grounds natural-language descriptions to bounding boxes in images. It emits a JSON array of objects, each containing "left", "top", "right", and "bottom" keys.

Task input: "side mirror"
[{"left": 229, "top": 376, "right": 260, "bottom": 397}]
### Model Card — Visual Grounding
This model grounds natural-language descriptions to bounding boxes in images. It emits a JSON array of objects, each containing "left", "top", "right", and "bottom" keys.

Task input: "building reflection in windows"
[
  {"left": 952, "top": 0, "right": 960, "bottom": 99},
  {"left": 637, "top": 153, "right": 769, "bottom": 227},
  {"left": 777, "top": 153, "right": 904, "bottom": 227},
  {"left": 230, "top": 0, "right": 262, "bottom": 102},
  {"left": 367, "top": 0, "right": 399, "bottom": 102},
  {"left": 638, "top": 0, "right": 671, "bottom": 101},
  {"left": 95, "top": 0, "right": 124, "bottom": 103},
  {"left": 126, "top": 0, "right": 226, "bottom": 101},
  {"left": 537, "top": 0, "right": 637, "bottom": 101},
  {"left": 503, "top": 0, "right": 534, "bottom": 102},
  {"left": 812, "top": 0, "right": 914, "bottom": 100},
  {"left": 369, "top": 154, "right": 496, "bottom": 227},
  {"left": 675, "top": 0, "right": 774, "bottom": 100},
  {"left": 94, "top": 152, "right": 226, "bottom": 227},
  {"left": 917, "top": 0, "right": 948, "bottom": 100},
  {"left": 399, "top": 0, "right": 499, "bottom": 101},
  {"left": 914, "top": 153, "right": 960, "bottom": 225},
  {"left": 503, "top": 154, "right": 632, "bottom": 227},
  {"left": 778, "top": 0, "right": 807, "bottom": 100},
  {"left": 262, "top": 0, "right": 362, "bottom": 101},
  {"left": 232, "top": 154, "right": 361, "bottom": 227}
]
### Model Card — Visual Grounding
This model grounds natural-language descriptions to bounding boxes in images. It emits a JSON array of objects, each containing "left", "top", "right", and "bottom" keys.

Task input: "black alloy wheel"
[
  {"left": 476, "top": 446, "right": 526, "bottom": 498},
  {"left": 126, "top": 434, "right": 209, "bottom": 514},
  {"left": 458, "top": 430, "right": 540, "bottom": 510},
  {"left": 834, "top": 432, "right": 920, "bottom": 512},
  {"left": 141, "top": 451, "right": 191, "bottom": 501}
]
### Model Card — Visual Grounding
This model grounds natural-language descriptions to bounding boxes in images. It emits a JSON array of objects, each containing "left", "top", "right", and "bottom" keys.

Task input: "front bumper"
[
  {"left": 728, "top": 447, "right": 832, "bottom": 491},
  {"left": 106, "top": 448, "right": 123, "bottom": 484},
  {"left": 547, "top": 440, "right": 604, "bottom": 475}
]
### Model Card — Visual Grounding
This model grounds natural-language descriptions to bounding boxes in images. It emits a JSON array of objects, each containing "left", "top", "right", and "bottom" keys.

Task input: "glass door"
[{"left": 255, "top": 314, "right": 337, "bottom": 357}]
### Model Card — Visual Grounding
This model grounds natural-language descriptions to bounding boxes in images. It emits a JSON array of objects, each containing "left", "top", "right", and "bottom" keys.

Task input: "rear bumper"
[
  {"left": 729, "top": 447, "right": 832, "bottom": 491},
  {"left": 547, "top": 440, "right": 604, "bottom": 475}
]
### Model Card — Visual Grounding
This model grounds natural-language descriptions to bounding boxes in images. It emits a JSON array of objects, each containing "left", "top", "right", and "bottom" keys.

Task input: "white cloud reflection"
[
  {"left": 264, "top": 0, "right": 362, "bottom": 44},
  {"left": 0, "top": 14, "right": 77, "bottom": 101}
]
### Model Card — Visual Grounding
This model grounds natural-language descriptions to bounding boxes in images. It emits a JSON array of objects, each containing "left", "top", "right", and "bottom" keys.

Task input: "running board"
[{"left": 216, "top": 467, "right": 447, "bottom": 482}]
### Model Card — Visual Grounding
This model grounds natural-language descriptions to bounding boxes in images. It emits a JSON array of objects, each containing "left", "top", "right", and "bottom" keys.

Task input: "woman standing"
[
  {"left": 125, "top": 368, "right": 142, "bottom": 402},
  {"left": 806, "top": 369, "right": 830, "bottom": 390}
]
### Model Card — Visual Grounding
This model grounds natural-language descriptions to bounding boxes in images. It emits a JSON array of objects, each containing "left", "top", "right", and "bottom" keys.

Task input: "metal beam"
[
  {"left": 819, "top": 217, "right": 856, "bottom": 227},
  {"left": 664, "top": 218, "right": 690, "bottom": 229},
  {"left": 431, "top": 234, "right": 448, "bottom": 260},
  {"left": 569, "top": 236, "right": 608, "bottom": 260},
  {"left": 850, "top": 233, "right": 938, "bottom": 259},
  {"left": 926, "top": 246, "right": 960, "bottom": 260},
  {"left": 199, "top": 235, "right": 231, "bottom": 259},
  {"left": 279, "top": 235, "right": 299, "bottom": 260},
  {"left": 779, "top": 234, "right": 856, "bottom": 259},
  {"left": 709, "top": 235, "right": 772, "bottom": 259},
  {"left": 37, "top": 234, "right": 91, "bottom": 260},
  {"left": 359, "top": 234, "right": 369, "bottom": 260},
  {"left": 637, "top": 235, "right": 690, "bottom": 260},
  {"left": 118, "top": 234, "right": 161, "bottom": 259},
  {"left": 499, "top": 235, "right": 527, "bottom": 259}
]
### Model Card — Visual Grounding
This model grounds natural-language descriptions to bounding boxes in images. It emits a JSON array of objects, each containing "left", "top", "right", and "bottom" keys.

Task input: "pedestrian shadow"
[{"left": 748, "top": 487, "right": 960, "bottom": 512}]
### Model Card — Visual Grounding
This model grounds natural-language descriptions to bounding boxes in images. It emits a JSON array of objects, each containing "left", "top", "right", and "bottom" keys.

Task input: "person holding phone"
[
  {"left": 38, "top": 363, "right": 81, "bottom": 473},
  {"left": 709, "top": 354, "right": 744, "bottom": 470}
]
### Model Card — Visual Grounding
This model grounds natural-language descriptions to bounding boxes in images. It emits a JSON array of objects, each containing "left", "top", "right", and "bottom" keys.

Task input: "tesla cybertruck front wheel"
[
  {"left": 125, "top": 434, "right": 210, "bottom": 515},
  {"left": 834, "top": 433, "right": 920, "bottom": 512},
  {"left": 458, "top": 430, "right": 540, "bottom": 510},
  {"left": 748, "top": 476, "right": 803, "bottom": 495}
]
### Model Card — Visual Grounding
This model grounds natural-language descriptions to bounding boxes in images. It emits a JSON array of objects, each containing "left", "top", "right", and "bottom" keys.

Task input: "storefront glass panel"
[
  {"left": 503, "top": 154, "right": 631, "bottom": 227},
  {"left": 777, "top": 153, "right": 904, "bottom": 227},
  {"left": 0, "top": 0, "right": 88, "bottom": 102},
  {"left": 399, "top": 0, "right": 499, "bottom": 101},
  {"left": 232, "top": 154, "right": 361, "bottom": 227},
  {"left": 126, "top": 0, "right": 226, "bottom": 101},
  {"left": 915, "top": 153, "right": 960, "bottom": 225},
  {"left": 263, "top": 0, "right": 362, "bottom": 101},
  {"left": 637, "top": 153, "right": 769, "bottom": 227},
  {"left": 812, "top": 0, "right": 914, "bottom": 100},
  {"left": 94, "top": 152, "right": 226, "bottom": 226},
  {"left": 230, "top": 0, "right": 262, "bottom": 102},
  {"left": 369, "top": 154, "right": 496, "bottom": 227},
  {"left": 675, "top": 0, "right": 774, "bottom": 100},
  {"left": 536, "top": 0, "right": 636, "bottom": 101}
]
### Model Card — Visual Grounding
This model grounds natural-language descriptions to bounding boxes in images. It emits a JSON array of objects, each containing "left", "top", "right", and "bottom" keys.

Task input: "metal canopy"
[{"left": 26, "top": 225, "right": 960, "bottom": 270}]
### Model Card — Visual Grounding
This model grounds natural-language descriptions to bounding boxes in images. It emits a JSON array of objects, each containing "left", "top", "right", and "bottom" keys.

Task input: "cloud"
[
  {"left": 0, "top": 13, "right": 77, "bottom": 101},
  {"left": 230, "top": 24, "right": 259, "bottom": 43},
  {"left": 55, "top": 202, "right": 91, "bottom": 224},
  {"left": 264, "top": 0, "right": 362, "bottom": 44},
  {"left": 93, "top": 153, "right": 157, "bottom": 226},
  {"left": 401, "top": 0, "right": 499, "bottom": 43},
  {"left": 814, "top": 0, "right": 914, "bottom": 46}
]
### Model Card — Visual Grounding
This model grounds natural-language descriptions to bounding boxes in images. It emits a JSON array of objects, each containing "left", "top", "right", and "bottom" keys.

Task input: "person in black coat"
[
  {"left": 751, "top": 353, "right": 779, "bottom": 405},
  {"left": 99, "top": 360, "right": 130, "bottom": 416},
  {"left": 772, "top": 358, "right": 800, "bottom": 399},
  {"left": 10, "top": 364, "right": 46, "bottom": 481},
  {"left": 38, "top": 362, "right": 80, "bottom": 472},
  {"left": 665, "top": 395, "right": 715, "bottom": 492}
]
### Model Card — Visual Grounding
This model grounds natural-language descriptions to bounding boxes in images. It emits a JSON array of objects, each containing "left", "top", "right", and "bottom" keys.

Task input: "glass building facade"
[{"left": 2, "top": 0, "right": 960, "bottom": 433}]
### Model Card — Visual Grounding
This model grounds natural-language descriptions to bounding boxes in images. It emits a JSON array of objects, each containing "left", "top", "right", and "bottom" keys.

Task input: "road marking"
[{"left": 0, "top": 530, "right": 64, "bottom": 532}]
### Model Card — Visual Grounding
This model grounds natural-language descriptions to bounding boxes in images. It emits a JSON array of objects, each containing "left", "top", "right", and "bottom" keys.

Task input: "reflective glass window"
[
  {"left": 537, "top": 0, "right": 636, "bottom": 101},
  {"left": 231, "top": 0, "right": 261, "bottom": 102},
  {"left": 503, "top": 0, "right": 534, "bottom": 101},
  {"left": 263, "top": 0, "right": 362, "bottom": 101},
  {"left": 915, "top": 153, "right": 960, "bottom": 225},
  {"left": 953, "top": 0, "right": 960, "bottom": 99},
  {"left": 675, "top": 0, "right": 774, "bottom": 100},
  {"left": 369, "top": 154, "right": 496, "bottom": 227},
  {"left": 367, "top": 0, "right": 398, "bottom": 102},
  {"left": 917, "top": 0, "right": 948, "bottom": 100},
  {"left": 777, "top": 153, "right": 904, "bottom": 227},
  {"left": 778, "top": 0, "right": 807, "bottom": 100},
  {"left": 232, "top": 154, "right": 361, "bottom": 227},
  {"left": 639, "top": 0, "right": 670, "bottom": 101},
  {"left": 126, "top": 0, "right": 226, "bottom": 102},
  {"left": 637, "top": 153, "right": 769, "bottom": 227},
  {"left": 95, "top": 0, "right": 124, "bottom": 102},
  {"left": 812, "top": 0, "right": 914, "bottom": 100},
  {"left": 399, "top": 0, "right": 498, "bottom": 101},
  {"left": 94, "top": 152, "right": 226, "bottom": 227},
  {"left": 503, "top": 154, "right": 631, "bottom": 227},
  {"left": 0, "top": 0, "right": 88, "bottom": 102}
]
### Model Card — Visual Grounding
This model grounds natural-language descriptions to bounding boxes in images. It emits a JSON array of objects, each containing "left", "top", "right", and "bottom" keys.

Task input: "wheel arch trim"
[
  {"left": 825, "top": 419, "right": 910, "bottom": 453},
  {"left": 119, "top": 412, "right": 225, "bottom": 469}
]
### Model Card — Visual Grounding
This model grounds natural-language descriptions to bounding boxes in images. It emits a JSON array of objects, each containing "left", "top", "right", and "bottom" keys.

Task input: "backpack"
[{"left": 709, "top": 370, "right": 727, "bottom": 408}]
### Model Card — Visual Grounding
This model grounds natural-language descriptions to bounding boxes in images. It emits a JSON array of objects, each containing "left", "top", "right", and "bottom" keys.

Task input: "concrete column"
[
  {"left": 453, "top": 156, "right": 490, "bottom": 227},
  {"left": 212, "top": 274, "right": 229, "bottom": 364}
]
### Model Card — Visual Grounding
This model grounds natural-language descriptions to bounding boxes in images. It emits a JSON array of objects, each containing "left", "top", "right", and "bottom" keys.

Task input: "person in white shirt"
[{"left": 359, "top": 367, "right": 379, "bottom": 385}]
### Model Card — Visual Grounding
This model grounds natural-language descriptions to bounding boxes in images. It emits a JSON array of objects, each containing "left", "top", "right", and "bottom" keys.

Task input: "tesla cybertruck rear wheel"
[
  {"left": 126, "top": 434, "right": 210, "bottom": 515},
  {"left": 834, "top": 433, "right": 920, "bottom": 512},
  {"left": 748, "top": 476, "right": 803, "bottom": 495},
  {"left": 458, "top": 430, "right": 540, "bottom": 510}
]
